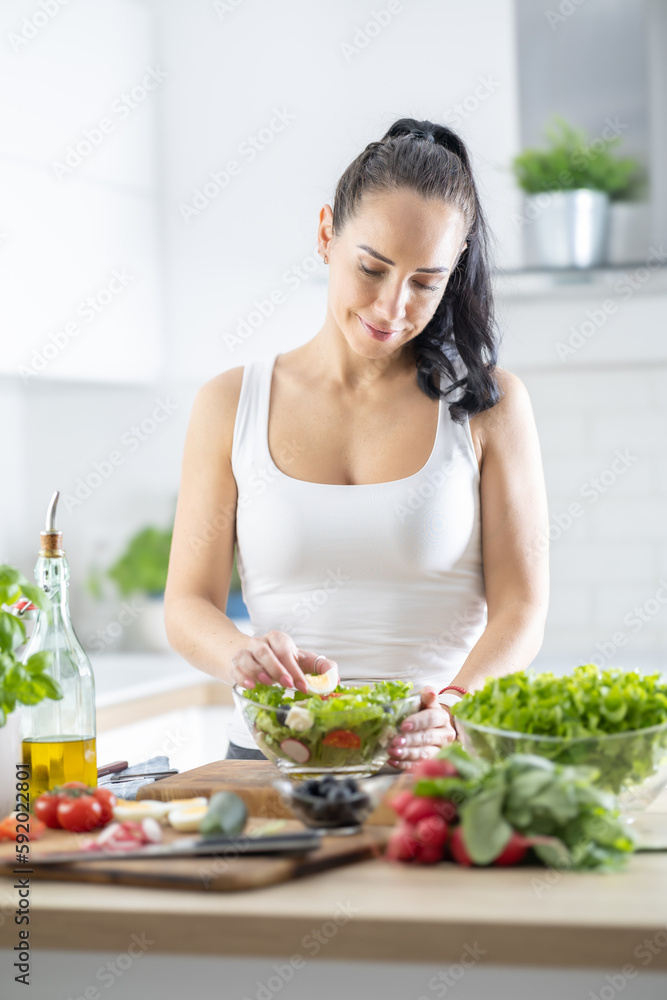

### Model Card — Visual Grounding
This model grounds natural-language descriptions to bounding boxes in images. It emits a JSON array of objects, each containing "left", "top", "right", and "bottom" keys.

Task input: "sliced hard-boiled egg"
[
  {"left": 304, "top": 661, "right": 339, "bottom": 695},
  {"left": 285, "top": 704, "right": 315, "bottom": 731},
  {"left": 113, "top": 797, "right": 208, "bottom": 824},
  {"left": 167, "top": 802, "right": 209, "bottom": 832}
]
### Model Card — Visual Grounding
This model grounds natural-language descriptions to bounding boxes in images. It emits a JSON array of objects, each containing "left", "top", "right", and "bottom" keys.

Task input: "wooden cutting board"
[
  {"left": 134, "top": 759, "right": 404, "bottom": 824},
  {"left": 0, "top": 818, "right": 393, "bottom": 892}
]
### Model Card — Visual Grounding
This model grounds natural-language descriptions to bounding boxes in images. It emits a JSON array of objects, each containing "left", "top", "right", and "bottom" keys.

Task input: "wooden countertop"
[{"left": 2, "top": 800, "right": 667, "bottom": 968}]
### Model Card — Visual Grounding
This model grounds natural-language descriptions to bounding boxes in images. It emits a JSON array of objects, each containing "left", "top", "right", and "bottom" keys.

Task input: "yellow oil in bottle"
[{"left": 22, "top": 735, "right": 97, "bottom": 797}]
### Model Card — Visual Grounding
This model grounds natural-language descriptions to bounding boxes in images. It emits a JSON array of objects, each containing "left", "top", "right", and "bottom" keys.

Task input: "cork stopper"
[
  {"left": 40, "top": 491, "right": 65, "bottom": 558},
  {"left": 40, "top": 530, "right": 64, "bottom": 557}
]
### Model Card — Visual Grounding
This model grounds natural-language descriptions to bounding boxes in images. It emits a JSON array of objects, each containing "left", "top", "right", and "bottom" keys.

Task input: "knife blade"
[{"left": 20, "top": 830, "right": 324, "bottom": 866}]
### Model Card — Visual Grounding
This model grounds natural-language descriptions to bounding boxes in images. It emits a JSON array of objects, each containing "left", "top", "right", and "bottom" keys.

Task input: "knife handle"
[{"left": 97, "top": 760, "right": 129, "bottom": 778}]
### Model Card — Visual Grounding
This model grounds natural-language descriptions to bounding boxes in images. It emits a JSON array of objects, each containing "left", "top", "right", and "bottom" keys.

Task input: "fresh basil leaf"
[
  {"left": 24, "top": 650, "right": 52, "bottom": 675},
  {"left": 34, "top": 674, "right": 62, "bottom": 700},
  {"left": 0, "top": 612, "right": 26, "bottom": 653},
  {"left": 19, "top": 583, "right": 50, "bottom": 612}
]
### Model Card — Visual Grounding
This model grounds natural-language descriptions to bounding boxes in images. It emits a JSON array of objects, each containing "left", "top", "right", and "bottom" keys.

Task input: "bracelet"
[{"left": 438, "top": 684, "right": 468, "bottom": 698}]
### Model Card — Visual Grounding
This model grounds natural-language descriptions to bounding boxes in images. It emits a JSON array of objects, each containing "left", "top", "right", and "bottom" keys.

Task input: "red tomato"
[
  {"left": 91, "top": 787, "right": 116, "bottom": 825},
  {"left": 322, "top": 729, "right": 361, "bottom": 750},
  {"left": 34, "top": 791, "right": 64, "bottom": 829},
  {"left": 59, "top": 781, "right": 91, "bottom": 791},
  {"left": 0, "top": 814, "right": 46, "bottom": 841},
  {"left": 57, "top": 796, "right": 104, "bottom": 833}
]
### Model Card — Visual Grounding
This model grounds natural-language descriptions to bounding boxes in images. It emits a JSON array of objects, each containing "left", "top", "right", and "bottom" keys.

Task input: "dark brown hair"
[{"left": 331, "top": 117, "right": 502, "bottom": 422}]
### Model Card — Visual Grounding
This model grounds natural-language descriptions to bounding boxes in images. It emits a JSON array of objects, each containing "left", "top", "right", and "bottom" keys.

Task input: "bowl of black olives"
[{"left": 273, "top": 774, "right": 396, "bottom": 834}]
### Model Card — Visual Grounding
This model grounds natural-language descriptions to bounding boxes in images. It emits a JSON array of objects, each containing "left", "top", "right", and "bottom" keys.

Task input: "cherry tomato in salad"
[
  {"left": 57, "top": 796, "right": 104, "bottom": 833},
  {"left": 321, "top": 729, "right": 362, "bottom": 750}
]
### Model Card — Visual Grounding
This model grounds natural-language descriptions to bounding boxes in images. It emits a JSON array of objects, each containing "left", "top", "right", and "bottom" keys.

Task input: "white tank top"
[{"left": 226, "top": 351, "right": 487, "bottom": 748}]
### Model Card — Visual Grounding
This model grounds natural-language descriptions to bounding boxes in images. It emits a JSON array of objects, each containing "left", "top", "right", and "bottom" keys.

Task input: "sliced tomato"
[
  {"left": 57, "top": 796, "right": 104, "bottom": 833},
  {"left": 0, "top": 814, "right": 46, "bottom": 841},
  {"left": 322, "top": 729, "right": 362, "bottom": 750}
]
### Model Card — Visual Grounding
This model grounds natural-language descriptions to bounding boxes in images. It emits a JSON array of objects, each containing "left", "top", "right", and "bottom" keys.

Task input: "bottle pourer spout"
[
  {"left": 46, "top": 490, "right": 60, "bottom": 532},
  {"left": 40, "top": 490, "right": 64, "bottom": 557}
]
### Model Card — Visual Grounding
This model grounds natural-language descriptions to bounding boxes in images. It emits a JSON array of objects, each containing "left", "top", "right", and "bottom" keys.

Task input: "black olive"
[
  {"left": 382, "top": 704, "right": 392, "bottom": 713},
  {"left": 276, "top": 707, "right": 288, "bottom": 726}
]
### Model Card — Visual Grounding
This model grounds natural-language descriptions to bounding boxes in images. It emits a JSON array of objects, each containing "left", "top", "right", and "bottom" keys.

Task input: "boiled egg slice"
[
  {"left": 303, "top": 661, "right": 339, "bottom": 695},
  {"left": 167, "top": 803, "right": 209, "bottom": 832}
]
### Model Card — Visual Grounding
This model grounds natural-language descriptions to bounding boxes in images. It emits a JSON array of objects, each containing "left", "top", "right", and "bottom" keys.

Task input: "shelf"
[{"left": 491, "top": 263, "right": 667, "bottom": 299}]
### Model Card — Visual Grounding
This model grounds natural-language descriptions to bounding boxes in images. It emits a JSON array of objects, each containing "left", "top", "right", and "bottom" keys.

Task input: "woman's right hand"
[{"left": 230, "top": 630, "right": 337, "bottom": 695}]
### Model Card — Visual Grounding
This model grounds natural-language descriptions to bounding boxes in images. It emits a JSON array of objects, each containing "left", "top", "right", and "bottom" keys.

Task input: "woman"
[{"left": 164, "top": 118, "right": 549, "bottom": 769}]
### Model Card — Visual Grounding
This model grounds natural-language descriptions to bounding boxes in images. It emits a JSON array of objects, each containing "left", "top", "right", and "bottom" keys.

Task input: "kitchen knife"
[{"left": 21, "top": 830, "right": 324, "bottom": 865}]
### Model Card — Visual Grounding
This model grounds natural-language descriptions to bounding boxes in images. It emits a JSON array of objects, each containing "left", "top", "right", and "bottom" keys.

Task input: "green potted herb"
[
  {"left": 511, "top": 114, "right": 643, "bottom": 268},
  {"left": 0, "top": 565, "right": 62, "bottom": 816},
  {"left": 105, "top": 525, "right": 173, "bottom": 652}
]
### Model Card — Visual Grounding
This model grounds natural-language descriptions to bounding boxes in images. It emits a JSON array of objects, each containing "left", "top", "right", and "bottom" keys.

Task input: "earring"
[{"left": 324, "top": 254, "right": 328, "bottom": 264}]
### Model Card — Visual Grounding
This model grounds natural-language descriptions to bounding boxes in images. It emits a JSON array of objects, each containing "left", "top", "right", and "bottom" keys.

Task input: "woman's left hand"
[{"left": 387, "top": 686, "right": 457, "bottom": 770}]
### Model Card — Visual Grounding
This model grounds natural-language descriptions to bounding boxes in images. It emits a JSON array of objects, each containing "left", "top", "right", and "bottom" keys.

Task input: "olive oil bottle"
[{"left": 20, "top": 491, "right": 97, "bottom": 797}]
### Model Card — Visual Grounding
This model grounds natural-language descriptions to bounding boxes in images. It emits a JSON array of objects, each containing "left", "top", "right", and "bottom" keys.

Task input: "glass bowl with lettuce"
[
  {"left": 232, "top": 679, "right": 421, "bottom": 778},
  {"left": 451, "top": 664, "right": 667, "bottom": 811}
]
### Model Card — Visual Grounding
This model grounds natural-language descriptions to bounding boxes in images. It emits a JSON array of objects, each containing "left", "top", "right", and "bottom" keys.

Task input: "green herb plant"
[
  {"left": 416, "top": 744, "right": 634, "bottom": 871},
  {"left": 452, "top": 664, "right": 667, "bottom": 794},
  {"left": 106, "top": 526, "right": 173, "bottom": 598},
  {"left": 511, "top": 114, "right": 644, "bottom": 200},
  {"left": 0, "top": 565, "right": 62, "bottom": 727}
]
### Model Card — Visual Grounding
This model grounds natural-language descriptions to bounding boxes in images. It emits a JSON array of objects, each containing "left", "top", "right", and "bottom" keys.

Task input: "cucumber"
[{"left": 199, "top": 791, "right": 248, "bottom": 838}]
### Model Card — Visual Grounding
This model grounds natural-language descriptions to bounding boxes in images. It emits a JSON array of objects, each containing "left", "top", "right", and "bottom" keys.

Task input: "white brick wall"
[{"left": 506, "top": 286, "right": 667, "bottom": 668}]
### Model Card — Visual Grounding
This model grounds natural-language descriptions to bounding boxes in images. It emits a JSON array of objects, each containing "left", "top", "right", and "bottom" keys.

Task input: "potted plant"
[
  {"left": 0, "top": 565, "right": 62, "bottom": 817},
  {"left": 105, "top": 525, "right": 173, "bottom": 652},
  {"left": 511, "top": 114, "right": 643, "bottom": 268}
]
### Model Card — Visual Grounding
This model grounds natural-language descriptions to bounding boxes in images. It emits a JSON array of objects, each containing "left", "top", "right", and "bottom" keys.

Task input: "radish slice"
[
  {"left": 280, "top": 738, "right": 311, "bottom": 763},
  {"left": 140, "top": 817, "right": 163, "bottom": 843}
]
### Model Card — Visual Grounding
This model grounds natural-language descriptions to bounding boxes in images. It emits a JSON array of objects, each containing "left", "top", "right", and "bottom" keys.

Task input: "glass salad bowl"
[
  {"left": 232, "top": 680, "right": 422, "bottom": 778},
  {"left": 454, "top": 716, "right": 667, "bottom": 811}
]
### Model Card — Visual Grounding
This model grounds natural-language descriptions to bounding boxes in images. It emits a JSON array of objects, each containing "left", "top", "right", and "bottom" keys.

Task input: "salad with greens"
[
  {"left": 236, "top": 679, "right": 419, "bottom": 772},
  {"left": 451, "top": 664, "right": 667, "bottom": 797}
]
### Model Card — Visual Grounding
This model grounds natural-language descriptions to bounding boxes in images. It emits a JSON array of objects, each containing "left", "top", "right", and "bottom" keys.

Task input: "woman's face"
[{"left": 320, "top": 187, "right": 468, "bottom": 362}]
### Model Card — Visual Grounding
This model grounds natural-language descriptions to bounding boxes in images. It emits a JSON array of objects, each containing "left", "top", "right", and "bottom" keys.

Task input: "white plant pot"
[
  {"left": 524, "top": 189, "right": 610, "bottom": 268},
  {"left": 0, "top": 708, "right": 23, "bottom": 817}
]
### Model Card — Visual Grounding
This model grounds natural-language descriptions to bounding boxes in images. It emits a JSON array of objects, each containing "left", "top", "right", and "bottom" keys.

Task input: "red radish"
[
  {"left": 389, "top": 790, "right": 414, "bottom": 817},
  {"left": 416, "top": 843, "right": 444, "bottom": 864},
  {"left": 415, "top": 815, "right": 449, "bottom": 848},
  {"left": 403, "top": 796, "right": 442, "bottom": 825},
  {"left": 449, "top": 825, "right": 474, "bottom": 866},
  {"left": 433, "top": 799, "right": 458, "bottom": 823},
  {"left": 491, "top": 831, "right": 530, "bottom": 866},
  {"left": 385, "top": 823, "right": 421, "bottom": 862},
  {"left": 412, "top": 758, "right": 459, "bottom": 779},
  {"left": 279, "top": 738, "right": 310, "bottom": 763}
]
